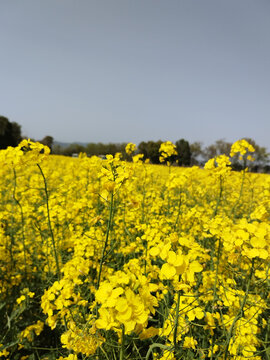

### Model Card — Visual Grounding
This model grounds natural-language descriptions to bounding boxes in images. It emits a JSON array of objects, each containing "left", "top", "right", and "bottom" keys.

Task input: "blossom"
[
  {"left": 159, "top": 141, "right": 177, "bottom": 163},
  {"left": 125, "top": 143, "right": 137, "bottom": 155}
]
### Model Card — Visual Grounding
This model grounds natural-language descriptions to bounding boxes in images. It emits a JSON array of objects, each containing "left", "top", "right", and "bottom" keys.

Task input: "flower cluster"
[
  {"left": 204, "top": 154, "right": 232, "bottom": 176},
  {"left": 159, "top": 141, "right": 177, "bottom": 163},
  {"left": 95, "top": 268, "right": 159, "bottom": 334},
  {"left": 125, "top": 142, "right": 137, "bottom": 155},
  {"left": 0, "top": 139, "right": 269, "bottom": 360},
  {"left": 230, "top": 139, "right": 255, "bottom": 161}
]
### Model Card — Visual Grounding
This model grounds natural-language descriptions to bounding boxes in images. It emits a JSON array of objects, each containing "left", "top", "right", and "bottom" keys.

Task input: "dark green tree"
[
  {"left": 0, "top": 116, "right": 22, "bottom": 149},
  {"left": 138, "top": 141, "right": 148, "bottom": 159},
  {"left": 175, "top": 139, "right": 191, "bottom": 166},
  {"left": 85, "top": 142, "right": 127, "bottom": 157},
  {"left": 40, "top": 136, "right": 54, "bottom": 151},
  {"left": 62, "top": 143, "right": 86, "bottom": 156},
  {"left": 138, "top": 140, "right": 163, "bottom": 164},
  {"left": 147, "top": 141, "right": 163, "bottom": 164}
]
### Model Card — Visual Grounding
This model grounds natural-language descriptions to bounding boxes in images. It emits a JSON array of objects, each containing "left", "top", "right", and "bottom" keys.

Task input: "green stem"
[
  {"left": 165, "top": 165, "right": 172, "bottom": 216},
  {"left": 264, "top": 320, "right": 270, "bottom": 360},
  {"left": 141, "top": 165, "right": 147, "bottom": 223},
  {"left": 119, "top": 325, "right": 125, "bottom": 360},
  {"left": 210, "top": 238, "right": 222, "bottom": 360},
  {"left": 224, "top": 259, "right": 255, "bottom": 360},
  {"left": 173, "top": 290, "right": 181, "bottom": 355},
  {"left": 212, "top": 239, "right": 222, "bottom": 310},
  {"left": 230, "top": 170, "right": 245, "bottom": 219},
  {"left": 212, "top": 176, "right": 223, "bottom": 218},
  {"left": 174, "top": 188, "right": 182, "bottom": 230},
  {"left": 96, "top": 191, "right": 114, "bottom": 290},
  {"left": 37, "top": 163, "right": 60, "bottom": 279},
  {"left": 146, "top": 343, "right": 172, "bottom": 360},
  {"left": 141, "top": 185, "right": 146, "bottom": 223},
  {"left": 12, "top": 167, "right": 27, "bottom": 275}
]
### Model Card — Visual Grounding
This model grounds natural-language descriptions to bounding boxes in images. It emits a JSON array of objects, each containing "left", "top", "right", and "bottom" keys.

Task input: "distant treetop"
[{"left": 0, "top": 115, "right": 22, "bottom": 149}]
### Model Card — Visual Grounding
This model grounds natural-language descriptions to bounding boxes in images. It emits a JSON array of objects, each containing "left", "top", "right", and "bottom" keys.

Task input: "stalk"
[
  {"left": 96, "top": 191, "right": 114, "bottom": 290},
  {"left": 12, "top": 167, "right": 27, "bottom": 275},
  {"left": 224, "top": 259, "right": 255, "bottom": 360},
  {"left": 140, "top": 165, "right": 147, "bottom": 223},
  {"left": 210, "top": 238, "right": 222, "bottom": 360},
  {"left": 146, "top": 344, "right": 172, "bottom": 360},
  {"left": 230, "top": 170, "right": 245, "bottom": 219},
  {"left": 173, "top": 290, "right": 181, "bottom": 355},
  {"left": 37, "top": 163, "right": 60, "bottom": 279},
  {"left": 263, "top": 320, "right": 270, "bottom": 360},
  {"left": 119, "top": 325, "right": 125, "bottom": 360},
  {"left": 212, "top": 239, "right": 222, "bottom": 309},
  {"left": 141, "top": 184, "right": 146, "bottom": 224},
  {"left": 212, "top": 176, "right": 223, "bottom": 218},
  {"left": 174, "top": 188, "right": 182, "bottom": 230},
  {"left": 165, "top": 165, "right": 172, "bottom": 217}
]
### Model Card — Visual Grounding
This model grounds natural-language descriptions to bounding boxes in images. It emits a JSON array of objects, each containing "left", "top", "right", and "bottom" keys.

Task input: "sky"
[{"left": 0, "top": 0, "right": 270, "bottom": 149}]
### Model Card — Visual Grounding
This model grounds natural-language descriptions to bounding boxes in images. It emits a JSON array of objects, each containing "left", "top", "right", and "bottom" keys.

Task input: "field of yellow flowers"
[{"left": 0, "top": 139, "right": 269, "bottom": 360}]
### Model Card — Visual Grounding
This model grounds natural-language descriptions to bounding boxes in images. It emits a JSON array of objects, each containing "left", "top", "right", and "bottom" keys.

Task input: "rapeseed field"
[{"left": 0, "top": 139, "right": 269, "bottom": 360}]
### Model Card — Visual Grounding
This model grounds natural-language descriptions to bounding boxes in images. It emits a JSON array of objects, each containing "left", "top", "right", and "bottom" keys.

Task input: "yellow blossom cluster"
[
  {"left": 159, "top": 141, "right": 177, "bottom": 163},
  {"left": 0, "top": 139, "right": 269, "bottom": 360},
  {"left": 204, "top": 154, "right": 232, "bottom": 177},
  {"left": 230, "top": 139, "right": 255, "bottom": 161},
  {"left": 95, "top": 268, "right": 159, "bottom": 334},
  {"left": 20, "top": 320, "right": 44, "bottom": 342},
  {"left": 125, "top": 142, "right": 137, "bottom": 155}
]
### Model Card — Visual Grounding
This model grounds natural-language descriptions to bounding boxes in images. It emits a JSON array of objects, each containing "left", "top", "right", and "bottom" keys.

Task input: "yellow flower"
[
  {"left": 183, "top": 336, "right": 198, "bottom": 349},
  {"left": 125, "top": 143, "right": 137, "bottom": 155},
  {"left": 138, "top": 326, "right": 159, "bottom": 340},
  {"left": 16, "top": 295, "right": 26, "bottom": 304},
  {"left": 230, "top": 139, "right": 255, "bottom": 157},
  {"left": 204, "top": 155, "right": 231, "bottom": 176},
  {"left": 159, "top": 141, "right": 177, "bottom": 163},
  {"left": 20, "top": 321, "right": 44, "bottom": 342}
]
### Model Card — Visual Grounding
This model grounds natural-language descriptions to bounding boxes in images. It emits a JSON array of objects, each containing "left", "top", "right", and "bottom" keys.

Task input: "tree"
[
  {"left": 0, "top": 116, "right": 22, "bottom": 149},
  {"left": 175, "top": 139, "right": 191, "bottom": 166},
  {"left": 40, "top": 136, "right": 54, "bottom": 151},
  {"left": 11, "top": 121, "right": 22, "bottom": 146},
  {"left": 138, "top": 140, "right": 163, "bottom": 164},
  {"left": 138, "top": 141, "right": 148, "bottom": 160},
  {"left": 85, "top": 142, "right": 127, "bottom": 157},
  {"left": 148, "top": 141, "right": 163, "bottom": 164},
  {"left": 190, "top": 141, "right": 204, "bottom": 165},
  {"left": 203, "top": 139, "right": 232, "bottom": 162},
  {"left": 62, "top": 143, "right": 86, "bottom": 156},
  {"left": 242, "top": 138, "right": 269, "bottom": 172}
]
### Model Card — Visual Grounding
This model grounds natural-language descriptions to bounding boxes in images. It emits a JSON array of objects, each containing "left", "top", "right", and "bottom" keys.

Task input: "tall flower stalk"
[{"left": 37, "top": 163, "right": 61, "bottom": 279}]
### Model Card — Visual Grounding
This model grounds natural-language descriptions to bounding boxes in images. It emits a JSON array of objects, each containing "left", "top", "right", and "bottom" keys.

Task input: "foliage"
[
  {"left": 0, "top": 115, "right": 22, "bottom": 149},
  {"left": 201, "top": 138, "right": 269, "bottom": 173},
  {"left": 138, "top": 140, "right": 163, "bottom": 164},
  {"left": 203, "top": 139, "right": 232, "bottom": 160},
  {"left": 40, "top": 136, "right": 54, "bottom": 151},
  {"left": 242, "top": 138, "right": 270, "bottom": 172},
  {"left": 190, "top": 141, "right": 203, "bottom": 165},
  {"left": 175, "top": 139, "right": 191, "bottom": 166}
]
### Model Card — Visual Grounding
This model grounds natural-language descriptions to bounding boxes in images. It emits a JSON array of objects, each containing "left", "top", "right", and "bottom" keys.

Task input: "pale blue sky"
[{"left": 1, "top": 0, "right": 269, "bottom": 148}]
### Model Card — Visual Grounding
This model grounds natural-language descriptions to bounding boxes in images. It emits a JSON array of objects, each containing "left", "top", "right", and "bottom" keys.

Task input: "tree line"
[{"left": 1, "top": 115, "right": 269, "bottom": 172}]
